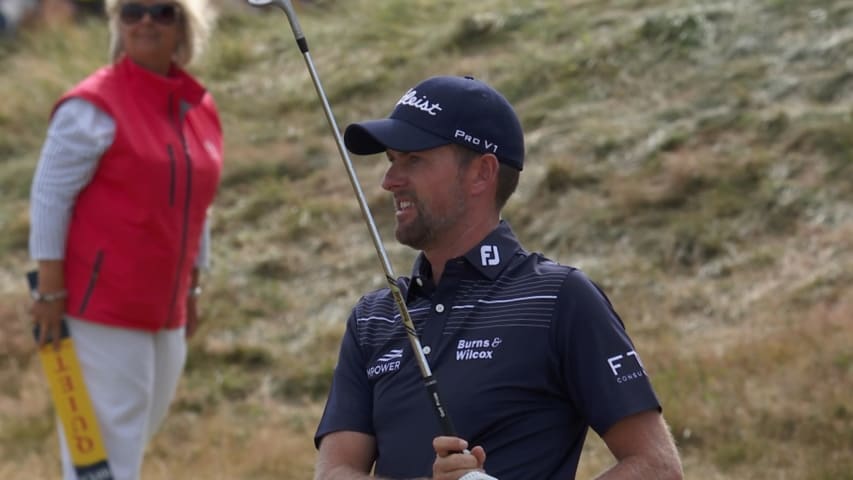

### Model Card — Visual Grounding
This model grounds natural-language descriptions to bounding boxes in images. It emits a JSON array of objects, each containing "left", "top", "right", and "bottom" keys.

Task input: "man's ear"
[{"left": 469, "top": 153, "right": 500, "bottom": 196}]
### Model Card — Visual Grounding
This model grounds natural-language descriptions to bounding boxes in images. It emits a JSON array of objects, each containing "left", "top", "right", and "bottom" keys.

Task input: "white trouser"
[{"left": 57, "top": 317, "right": 187, "bottom": 480}]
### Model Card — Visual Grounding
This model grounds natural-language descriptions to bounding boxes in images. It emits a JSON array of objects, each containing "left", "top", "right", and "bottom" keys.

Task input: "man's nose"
[{"left": 381, "top": 162, "right": 404, "bottom": 192}]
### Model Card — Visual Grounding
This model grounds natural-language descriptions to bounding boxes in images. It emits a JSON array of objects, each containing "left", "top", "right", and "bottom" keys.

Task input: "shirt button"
[
  {"left": 416, "top": 278, "right": 424, "bottom": 287},
  {"left": 435, "top": 303, "right": 445, "bottom": 313},
  {"left": 423, "top": 346, "right": 432, "bottom": 355}
]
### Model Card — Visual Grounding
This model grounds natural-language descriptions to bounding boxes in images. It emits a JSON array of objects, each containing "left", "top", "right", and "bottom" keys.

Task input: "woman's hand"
[
  {"left": 31, "top": 297, "right": 66, "bottom": 350},
  {"left": 185, "top": 295, "right": 200, "bottom": 338},
  {"left": 30, "top": 260, "right": 67, "bottom": 350}
]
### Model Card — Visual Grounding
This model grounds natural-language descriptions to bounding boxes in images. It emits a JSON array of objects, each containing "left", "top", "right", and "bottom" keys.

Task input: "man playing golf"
[{"left": 313, "top": 75, "right": 683, "bottom": 479}]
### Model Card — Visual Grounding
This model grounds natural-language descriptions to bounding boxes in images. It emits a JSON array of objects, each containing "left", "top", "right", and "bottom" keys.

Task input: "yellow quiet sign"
[
  {"left": 38, "top": 332, "right": 113, "bottom": 479},
  {"left": 29, "top": 270, "right": 113, "bottom": 480}
]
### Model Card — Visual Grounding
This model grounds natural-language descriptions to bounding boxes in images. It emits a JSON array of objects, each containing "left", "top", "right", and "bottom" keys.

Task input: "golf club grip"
[
  {"left": 424, "top": 376, "right": 458, "bottom": 437},
  {"left": 390, "top": 281, "right": 462, "bottom": 435}
]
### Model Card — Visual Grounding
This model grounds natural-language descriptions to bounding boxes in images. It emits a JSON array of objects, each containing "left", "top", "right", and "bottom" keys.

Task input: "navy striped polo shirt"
[{"left": 315, "top": 221, "right": 661, "bottom": 478}]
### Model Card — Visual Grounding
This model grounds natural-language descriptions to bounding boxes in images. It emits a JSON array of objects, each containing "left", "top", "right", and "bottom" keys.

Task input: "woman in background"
[{"left": 28, "top": 0, "right": 222, "bottom": 477}]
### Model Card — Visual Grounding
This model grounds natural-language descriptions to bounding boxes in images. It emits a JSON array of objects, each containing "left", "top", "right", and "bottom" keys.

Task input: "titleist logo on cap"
[{"left": 397, "top": 89, "right": 443, "bottom": 116}]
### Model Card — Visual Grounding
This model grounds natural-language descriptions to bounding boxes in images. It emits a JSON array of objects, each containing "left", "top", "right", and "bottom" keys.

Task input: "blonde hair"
[{"left": 105, "top": 0, "right": 216, "bottom": 67}]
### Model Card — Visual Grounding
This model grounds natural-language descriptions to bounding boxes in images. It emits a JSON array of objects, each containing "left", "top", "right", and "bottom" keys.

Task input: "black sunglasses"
[{"left": 119, "top": 2, "right": 180, "bottom": 25}]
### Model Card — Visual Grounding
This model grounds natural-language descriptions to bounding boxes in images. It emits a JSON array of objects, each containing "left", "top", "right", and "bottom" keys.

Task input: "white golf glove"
[{"left": 458, "top": 472, "right": 498, "bottom": 480}]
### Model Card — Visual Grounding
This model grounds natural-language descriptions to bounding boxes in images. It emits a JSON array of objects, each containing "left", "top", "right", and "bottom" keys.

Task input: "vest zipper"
[
  {"left": 168, "top": 144, "right": 176, "bottom": 206},
  {"left": 165, "top": 95, "right": 194, "bottom": 328},
  {"left": 78, "top": 249, "right": 104, "bottom": 315}
]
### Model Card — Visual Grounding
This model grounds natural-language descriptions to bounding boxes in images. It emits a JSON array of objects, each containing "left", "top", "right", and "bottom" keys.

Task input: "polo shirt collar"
[
  {"left": 407, "top": 220, "right": 523, "bottom": 300},
  {"left": 460, "top": 220, "right": 523, "bottom": 279}
]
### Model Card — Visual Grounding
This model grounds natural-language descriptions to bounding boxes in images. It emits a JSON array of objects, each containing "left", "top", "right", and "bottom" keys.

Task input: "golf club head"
[{"left": 244, "top": 0, "right": 305, "bottom": 44}]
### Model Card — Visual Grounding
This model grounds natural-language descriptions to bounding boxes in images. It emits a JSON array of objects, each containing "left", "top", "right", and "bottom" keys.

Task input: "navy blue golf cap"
[{"left": 343, "top": 76, "right": 525, "bottom": 170}]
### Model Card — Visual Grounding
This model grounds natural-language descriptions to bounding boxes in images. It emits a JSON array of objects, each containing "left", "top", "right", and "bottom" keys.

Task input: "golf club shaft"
[{"left": 270, "top": 0, "right": 457, "bottom": 437}]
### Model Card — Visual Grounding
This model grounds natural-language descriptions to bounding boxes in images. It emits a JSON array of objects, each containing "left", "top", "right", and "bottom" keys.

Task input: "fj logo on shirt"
[
  {"left": 367, "top": 348, "right": 403, "bottom": 379},
  {"left": 480, "top": 245, "right": 500, "bottom": 266},
  {"left": 456, "top": 337, "right": 502, "bottom": 361},
  {"left": 607, "top": 350, "right": 648, "bottom": 384}
]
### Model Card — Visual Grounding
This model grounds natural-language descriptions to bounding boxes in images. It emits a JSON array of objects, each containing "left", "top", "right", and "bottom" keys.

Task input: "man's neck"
[{"left": 423, "top": 216, "right": 499, "bottom": 283}]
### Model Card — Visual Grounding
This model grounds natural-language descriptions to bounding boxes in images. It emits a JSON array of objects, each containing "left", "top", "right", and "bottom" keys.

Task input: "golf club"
[{"left": 247, "top": 0, "right": 459, "bottom": 438}]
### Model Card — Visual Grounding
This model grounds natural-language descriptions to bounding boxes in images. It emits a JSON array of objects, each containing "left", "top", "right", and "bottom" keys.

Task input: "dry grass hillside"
[{"left": 1, "top": 0, "right": 851, "bottom": 478}]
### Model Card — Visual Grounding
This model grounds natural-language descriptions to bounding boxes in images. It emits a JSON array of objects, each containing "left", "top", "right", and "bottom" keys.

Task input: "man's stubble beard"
[{"left": 395, "top": 189, "right": 467, "bottom": 252}]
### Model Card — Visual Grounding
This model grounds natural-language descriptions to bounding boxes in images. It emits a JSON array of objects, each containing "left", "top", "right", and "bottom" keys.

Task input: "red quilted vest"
[{"left": 57, "top": 56, "right": 223, "bottom": 331}]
